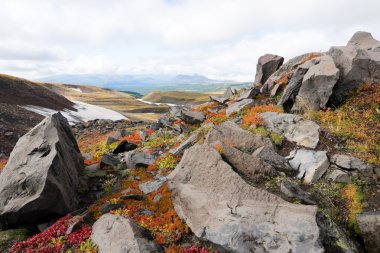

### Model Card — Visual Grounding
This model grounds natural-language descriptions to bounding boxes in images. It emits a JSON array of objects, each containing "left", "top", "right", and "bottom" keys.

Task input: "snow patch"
[
  {"left": 20, "top": 100, "right": 127, "bottom": 125},
  {"left": 136, "top": 98, "right": 183, "bottom": 107},
  {"left": 69, "top": 87, "right": 82, "bottom": 93}
]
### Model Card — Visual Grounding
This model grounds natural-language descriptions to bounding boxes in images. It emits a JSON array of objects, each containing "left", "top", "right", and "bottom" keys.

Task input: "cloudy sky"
[{"left": 0, "top": 0, "right": 379, "bottom": 81}]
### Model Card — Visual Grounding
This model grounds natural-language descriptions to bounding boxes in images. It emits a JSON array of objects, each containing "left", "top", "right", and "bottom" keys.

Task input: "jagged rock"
[
  {"left": 328, "top": 169, "right": 351, "bottom": 183},
  {"left": 278, "top": 60, "right": 316, "bottom": 111},
  {"left": 226, "top": 98, "right": 255, "bottom": 116},
  {"left": 218, "top": 143, "right": 276, "bottom": 180},
  {"left": 288, "top": 149, "right": 329, "bottom": 184},
  {"left": 124, "top": 150, "right": 157, "bottom": 169},
  {"left": 100, "top": 154, "right": 120, "bottom": 168},
  {"left": 168, "top": 144, "right": 323, "bottom": 253},
  {"left": 223, "top": 87, "right": 234, "bottom": 98},
  {"left": 120, "top": 194, "right": 145, "bottom": 201},
  {"left": 280, "top": 179, "right": 316, "bottom": 205},
  {"left": 262, "top": 52, "right": 322, "bottom": 93},
  {"left": 169, "top": 106, "right": 183, "bottom": 118},
  {"left": 252, "top": 146, "right": 293, "bottom": 173},
  {"left": 328, "top": 32, "right": 380, "bottom": 103},
  {"left": 347, "top": 31, "right": 380, "bottom": 51},
  {"left": 255, "top": 54, "right": 284, "bottom": 85},
  {"left": 236, "top": 87, "right": 259, "bottom": 101},
  {"left": 140, "top": 130, "right": 148, "bottom": 141},
  {"left": 106, "top": 130, "right": 122, "bottom": 145},
  {"left": 180, "top": 110, "right": 205, "bottom": 124},
  {"left": 139, "top": 176, "right": 167, "bottom": 194},
  {"left": 356, "top": 211, "right": 380, "bottom": 253},
  {"left": 292, "top": 55, "right": 340, "bottom": 112},
  {"left": 91, "top": 214, "right": 163, "bottom": 253},
  {"left": 0, "top": 113, "right": 83, "bottom": 225},
  {"left": 260, "top": 112, "right": 320, "bottom": 148},
  {"left": 209, "top": 95, "right": 229, "bottom": 104},
  {"left": 113, "top": 140, "right": 138, "bottom": 154},
  {"left": 205, "top": 121, "right": 272, "bottom": 153}
]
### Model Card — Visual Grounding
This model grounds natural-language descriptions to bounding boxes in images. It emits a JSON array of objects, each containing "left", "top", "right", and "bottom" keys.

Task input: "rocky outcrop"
[
  {"left": 328, "top": 32, "right": 380, "bottom": 103},
  {"left": 330, "top": 154, "right": 375, "bottom": 181},
  {"left": 91, "top": 214, "right": 163, "bottom": 253},
  {"left": 260, "top": 112, "right": 320, "bottom": 148},
  {"left": 180, "top": 110, "right": 205, "bottom": 124},
  {"left": 292, "top": 55, "right": 340, "bottom": 112},
  {"left": 255, "top": 54, "right": 284, "bottom": 85},
  {"left": 0, "top": 113, "right": 83, "bottom": 225},
  {"left": 252, "top": 146, "right": 292, "bottom": 173},
  {"left": 168, "top": 144, "right": 323, "bottom": 253}
]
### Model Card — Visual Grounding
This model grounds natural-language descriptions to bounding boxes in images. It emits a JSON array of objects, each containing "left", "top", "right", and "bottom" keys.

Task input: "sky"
[{"left": 0, "top": 0, "right": 379, "bottom": 82}]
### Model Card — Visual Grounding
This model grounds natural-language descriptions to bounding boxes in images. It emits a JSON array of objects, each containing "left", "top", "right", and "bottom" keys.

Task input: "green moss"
[
  {"left": 249, "top": 126, "right": 270, "bottom": 137},
  {"left": 157, "top": 155, "right": 178, "bottom": 173},
  {"left": 270, "top": 131, "right": 284, "bottom": 145},
  {"left": 0, "top": 228, "right": 29, "bottom": 250}
]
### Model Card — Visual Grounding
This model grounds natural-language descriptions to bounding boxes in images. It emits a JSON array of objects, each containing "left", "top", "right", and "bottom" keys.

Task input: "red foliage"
[
  {"left": 0, "top": 159, "right": 7, "bottom": 170},
  {"left": 9, "top": 214, "right": 91, "bottom": 253},
  {"left": 123, "top": 131, "right": 141, "bottom": 144}
]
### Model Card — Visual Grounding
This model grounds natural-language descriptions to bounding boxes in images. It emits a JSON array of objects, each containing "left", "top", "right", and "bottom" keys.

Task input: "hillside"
[
  {"left": 0, "top": 74, "right": 75, "bottom": 157},
  {"left": 142, "top": 90, "right": 213, "bottom": 105},
  {"left": 39, "top": 83, "right": 169, "bottom": 121}
]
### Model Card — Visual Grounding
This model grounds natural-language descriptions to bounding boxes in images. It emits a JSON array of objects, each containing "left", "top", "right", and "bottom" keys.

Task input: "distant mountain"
[{"left": 36, "top": 74, "right": 250, "bottom": 94}]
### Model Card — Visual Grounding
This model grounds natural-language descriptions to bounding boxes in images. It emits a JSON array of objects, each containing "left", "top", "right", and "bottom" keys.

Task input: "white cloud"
[{"left": 0, "top": 0, "right": 379, "bottom": 81}]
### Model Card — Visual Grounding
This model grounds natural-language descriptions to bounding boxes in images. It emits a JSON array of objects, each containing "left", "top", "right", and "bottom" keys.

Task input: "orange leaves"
[
  {"left": 300, "top": 53, "right": 322, "bottom": 64},
  {"left": 342, "top": 183, "right": 367, "bottom": 233},
  {"left": 242, "top": 104, "right": 283, "bottom": 128},
  {"left": 0, "top": 159, "right": 7, "bottom": 170},
  {"left": 124, "top": 131, "right": 141, "bottom": 144},
  {"left": 205, "top": 109, "right": 227, "bottom": 124}
]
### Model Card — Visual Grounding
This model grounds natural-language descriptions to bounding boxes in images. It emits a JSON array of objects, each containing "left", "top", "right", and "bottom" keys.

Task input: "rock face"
[
  {"left": 260, "top": 112, "right": 320, "bottom": 148},
  {"left": 328, "top": 32, "right": 380, "bottom": 103},
  {"left": 252, "top": 146, "right": 292, "bottom": 173},
  {"left": 168, "top": 144, "right": 323, "bottom": 253},
  {"left": 91, "top": 214, "right": 163, "bottom": 253},
  {"left": 356, "top": 211, "right": 380, "bottom": 253},
  {"left": 293, "top": 55, "right": 340, "bottom": 112},
  {"left": 0, "top": 113, "right": 83, "bottom": 225},
  {"left": 288, "top": 149, "right": 329, "bottom": 184},
  {"left": 255, "top": 54, "right": 284, "bottom": 85}
]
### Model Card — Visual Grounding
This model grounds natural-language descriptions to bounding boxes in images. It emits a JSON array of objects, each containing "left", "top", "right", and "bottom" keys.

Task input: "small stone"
[
  {"left": 153, "top": 193, "right": 162, "bottom": 203},
  {"left": 226, "top": 99, "right": 255, "bottom": 116},
  {"left": 139, "top": 176, "right": 167, "bottom": 194},
  {"left": 113, "top": 141, "right": 138, "bottom": 154},
  {"left": 328, "top": 169, "right": 351, "bottom": 183}
]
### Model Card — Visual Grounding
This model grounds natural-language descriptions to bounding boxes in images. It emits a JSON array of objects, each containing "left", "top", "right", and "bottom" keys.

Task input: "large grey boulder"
[
  {"left": 91, "top": 214, "right": 163, "bottom": 253},
  {"left": 226, "top": 98, "right": 255, "bottom": 116},
  {"left": 236, "top": 87, "right": 259, "bottom": 101},
  {"left": 252, "top": 146, "right": 292, "bottom": 173},
  {"left": 0, "top": 113, "right": 83, "bottom": 225},
  {"left": 288, "top": 149, "right": 329, "bottom": 184},
  {"left": 292, "top": 55, "right": 340, "bottom": 112},
  {"left": 328, "top": 32, "right": 380, "bottom": 103},
  {"left": 260, "top": 112, "right": 320, "bottom": 148},
  {"left": 347, "top": 31, "right": 380, "bottom": 51},
  {"left": 255, "top": 54, "right": 284, "bottom": 85},
  {"left": 168, "top": 144, "right": 323, "bottom": 253},
  {"left": 356, "top": 211, "right": 380, "bottom": 253},
  {"left": 205, "top": 121, "right": 272, "bottom": 153}
]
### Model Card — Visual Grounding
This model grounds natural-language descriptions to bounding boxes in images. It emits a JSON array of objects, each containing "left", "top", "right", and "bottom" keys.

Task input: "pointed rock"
[
  {"left": 0, "top": 113, "right": 83, "bottom": 225},
  {"left": 255, "top": 54, "right": 284, "bottom": 85}
]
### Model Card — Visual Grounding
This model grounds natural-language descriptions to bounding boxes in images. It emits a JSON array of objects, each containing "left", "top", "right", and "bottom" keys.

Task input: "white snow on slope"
[
  {"left": 69, "top": 87, "right": 82, "bottom": 93},
  {"left": 136, "top": 98, "right": 183, "bottom": 107},
  {"left": 20, "top": 100, "right": 127, "bottom": 125}
]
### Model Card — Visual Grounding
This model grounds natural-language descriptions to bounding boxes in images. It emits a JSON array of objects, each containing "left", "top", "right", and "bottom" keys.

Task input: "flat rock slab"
[
  {"left": 139, "top": 176, "right": 167, "bottom": 195},
  {"left": 205, "top": 121, "right": 272, "bottom": 153},
  {"left": 0, "top": 113, "right": 83, "bottom": 225},
  {"left": 124, "top": 150, "right": 157, "bottom": 169},
  {"left": 180, "top": 110, "right": 206, "bottom": 124},
  {"left": 91, "top": 214, "right": 163, "bottom": 253},
  {"left": 168, "top": 144, "right": 323, "bottom": 253},
  {"left": 260, "top": 112, "right": 320, "bottom": 148},
  {"left": 288, "top": 149, "right": 329, "bottom": 184}
]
